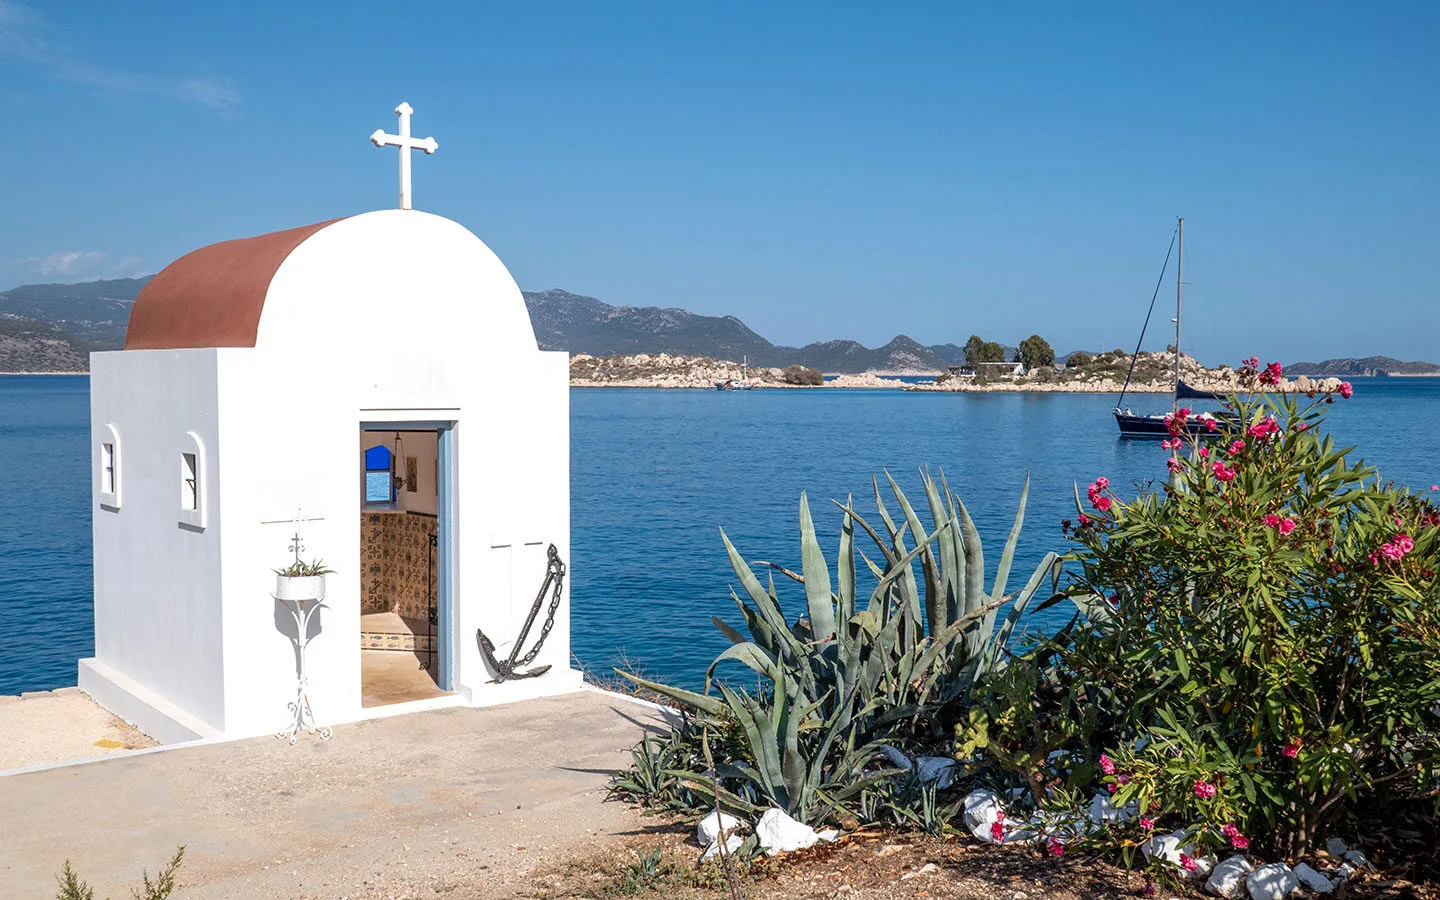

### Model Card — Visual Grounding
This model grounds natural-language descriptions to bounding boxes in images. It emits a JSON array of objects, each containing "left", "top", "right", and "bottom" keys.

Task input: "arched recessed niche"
[
  {"left": 178, "top": 431, "right": 207, "bottom": 530},
  {"left": 98, "top": 423, "right": 122, "bottom": 510}
]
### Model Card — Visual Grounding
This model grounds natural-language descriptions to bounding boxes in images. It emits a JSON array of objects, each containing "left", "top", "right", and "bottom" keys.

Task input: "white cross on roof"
[{"left": 369, "top": 102, "right": 438, "bottom": 211}]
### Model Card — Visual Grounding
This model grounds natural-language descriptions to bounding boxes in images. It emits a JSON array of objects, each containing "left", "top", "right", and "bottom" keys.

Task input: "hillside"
[
  {"left": 523, "top": 288, "right": 958, "bottom": 372},
  {"left": 0, "top": 277, "right": 148, "bottom": 346},
  {"left": 1286, "top": 356, "right": 1440, "bottom": 377},
  {"left": 0, "top": 319, "right": 91, "bottom": 372}
]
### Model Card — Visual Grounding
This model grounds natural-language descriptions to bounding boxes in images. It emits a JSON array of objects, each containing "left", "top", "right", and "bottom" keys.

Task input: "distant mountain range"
[
  {"left": 0, "top": 277, "right": 146, "bottom": 347},
  {"left": 522, "top": 289, "right": 969, "bottom": 372},
  {"left": 2, "top": 277, "right": 1435, "bottom": 376},
  {"left": 1286, "top": 356, "right": 1440, "bottom": 378}
]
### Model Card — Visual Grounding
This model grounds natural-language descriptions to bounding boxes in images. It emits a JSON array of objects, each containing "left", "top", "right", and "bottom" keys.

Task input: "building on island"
[{"left": 80, "top": 104, "right": 581, "bottom": 743}]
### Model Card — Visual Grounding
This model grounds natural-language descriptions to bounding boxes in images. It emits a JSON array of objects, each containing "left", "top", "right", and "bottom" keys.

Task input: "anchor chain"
[{"left": 477, "top": 544, "right": 566, "bottom": 682}]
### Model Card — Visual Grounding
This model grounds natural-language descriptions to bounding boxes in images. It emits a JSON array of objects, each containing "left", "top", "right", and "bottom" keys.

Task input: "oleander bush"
[{"left": 1042, "top": 368, "right": 1440, "bottom": 858}]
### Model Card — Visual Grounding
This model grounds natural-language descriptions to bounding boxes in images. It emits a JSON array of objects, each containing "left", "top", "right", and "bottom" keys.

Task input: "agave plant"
[{"left": 619, "top": 468, "right": 1069, "bottom": 824}]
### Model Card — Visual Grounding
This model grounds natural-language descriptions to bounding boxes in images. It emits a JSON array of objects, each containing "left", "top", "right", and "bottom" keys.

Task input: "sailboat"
[
  {"left": 1114, "top": 217, "right": 1220, "bottom": 438},
  {"left": 715, "top": 356, "right": 757, "bottom": 391}
]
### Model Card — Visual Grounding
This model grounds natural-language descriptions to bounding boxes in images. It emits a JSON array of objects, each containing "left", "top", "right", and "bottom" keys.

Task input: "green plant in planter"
[
  {"left": 617, "top": 468, "right": 1067, "bottom": 824},
  {"left": 273, "top": 559, "right": 334, "bottom": 578},
  {"left": 1053, "top": 364, "right": 1440, "bottom": 856}
]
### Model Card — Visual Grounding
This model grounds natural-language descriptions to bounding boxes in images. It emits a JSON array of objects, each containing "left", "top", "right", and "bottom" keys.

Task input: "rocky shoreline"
[{"left": 569, "top": 352, "right": 1344, "bottom": 394}]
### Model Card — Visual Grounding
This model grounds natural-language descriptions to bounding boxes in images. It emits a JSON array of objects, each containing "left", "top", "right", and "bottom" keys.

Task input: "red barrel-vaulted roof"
[{"left": 124, "top": 218, "right": 347, "bottom": 350}]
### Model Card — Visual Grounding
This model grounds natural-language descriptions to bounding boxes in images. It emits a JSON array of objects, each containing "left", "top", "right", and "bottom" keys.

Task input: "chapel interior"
[{"left": 358, "top": 428, "right": 449, "bottom": 707}]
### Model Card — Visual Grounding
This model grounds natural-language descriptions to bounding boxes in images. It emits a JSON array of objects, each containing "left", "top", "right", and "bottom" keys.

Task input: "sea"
[{"left": 2, "top": 376, "right": 1437, "bottom": 696}]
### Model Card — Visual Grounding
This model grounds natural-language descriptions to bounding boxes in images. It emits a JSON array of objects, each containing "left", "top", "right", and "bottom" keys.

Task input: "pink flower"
[
  {"left": 1245, "top": 356, "right": 1260, "bottom": 369},
  {"left": 1179, "top": 408, "right": 1191, "bottom": 419},
  {"left": 1229, "top": 440, "right": 1246, "bottom": 456},
  {"left": 1193, "top": 779, "right": 1217, "bottom": 799},
  {"left": 1107, "top": 593, "right": 1119, "bottom": 606},
  {"left": 1180, "top": 853, "right": 1199, "bottom": 873},
  {"left": 1094, "top": 476, "right": 1110, "bottom": 490},
  {"left": 1339, "top": 381, "right": 1353, "bottom": 399},
  {"left": 1279, "top": 518, "right": 1296, "bottom": 536},
  {"left": 1198, "top": 447, "right": 1210, "bottom": 458},
  {"left": 1161, "top": 438, "right": 1178, "bottom": 450},
  {"left": 1048, "top": 837, "right": 1065, "bottom": 857},
  {"left": 1107, "top": 783, "right": 1118, "bottom": 794},
  {"left": 1231, "top": 835, "right": 1250, "bottom": 850},
  {"left": 1220, "top": 824, "right": 1238, "bottom": 838},
  {"left": 1282, "top": 739, "right": 1302, "bottom": 758},
  {"left": 1259, "top": 361, "right": 1284, "bottom": 386},
  {"left": 991, "top": 820, "right": 1004, "bottom": 841},
  {"left": 1380, "top": 542, "right": 1405, "bottom": 561},
  {"left": 1077, "top": 513, "right": 1090, "bottom": 526},
  {"left": 1431, "top": 485, "right": 1437, "bottom": 492},
  {"left": 1212, "top": 461, "right": 1236, "bottom": 483},
  {"left": 1205, "top": 417, "right": 1219, "bottom": 433},
  {"left": 1248, "top": 417, "right": 1281, "bottom": 440},
  {"left": 1093, "top": 495, "right": 1112, "bottom": 512},
  {"left": 1167, "top": 457, "right": 1182, "bottom": 472},
  {"left": 1139, "top": 817, "right": 1155, "bottom": 830},
  {"left": 1263, "top": 513, "right": 1281, "bottom": 528},
  {"left": 1296, "top": 423, "right": 1308, "bottom": 431},
  {"left": 1395, "top": 534, "right": 1415, "bottom": 554},
  {"left": 1117, "top": 773, "right": 1131, "bottom": 785}
]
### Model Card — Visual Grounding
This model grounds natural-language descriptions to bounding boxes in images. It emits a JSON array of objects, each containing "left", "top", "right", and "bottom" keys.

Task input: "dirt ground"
[{"left": 0, "top": 686, "right": 155, "bottom": 771}]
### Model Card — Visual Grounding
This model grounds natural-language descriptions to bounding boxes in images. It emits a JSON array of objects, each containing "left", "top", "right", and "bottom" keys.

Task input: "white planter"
[{"left": 275, "top": 574, "right": 326, "bottom": 602}]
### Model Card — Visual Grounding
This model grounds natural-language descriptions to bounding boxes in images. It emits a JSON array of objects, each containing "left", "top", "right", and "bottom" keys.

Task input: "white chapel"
[{"left": 80, "top": 103, "right": 581, "bottom": 743}]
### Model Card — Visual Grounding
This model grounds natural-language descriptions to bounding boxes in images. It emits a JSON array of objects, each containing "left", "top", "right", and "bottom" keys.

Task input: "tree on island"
[
  {"left": 1017, "top": 334, "right": 1055, "bottom": 370},
  {"left": 963, "top": 335, "right": 1007, "bottom": 368}
]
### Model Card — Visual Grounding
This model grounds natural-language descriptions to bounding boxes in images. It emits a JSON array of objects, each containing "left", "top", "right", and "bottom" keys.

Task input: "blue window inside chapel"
[{"left": 364, "top": 445, "right": 393, "bottom": 503}]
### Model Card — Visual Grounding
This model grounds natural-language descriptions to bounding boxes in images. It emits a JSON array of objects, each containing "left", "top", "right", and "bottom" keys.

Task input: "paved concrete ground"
[
  {"left": 0, "top": 690, "right": 668, "bottom": 898},
  {"left": 0, "top": 687, "right": 156, "bottom": 771}
]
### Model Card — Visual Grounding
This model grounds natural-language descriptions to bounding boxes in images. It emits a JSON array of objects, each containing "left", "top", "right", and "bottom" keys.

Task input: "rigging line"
[{"left": 1116, "top": 227, "right": 1179, "bottom": 411}]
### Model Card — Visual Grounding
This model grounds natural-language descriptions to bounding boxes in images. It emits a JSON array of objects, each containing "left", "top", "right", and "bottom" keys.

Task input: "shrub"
[
  {"left": 1052, "top": 373, "right": 1440, "bottom": 856},
  {"left": 781, "top": 365, "right": 824, "bottom": 386},
  {"left": 618, "top": 469, "right": 1067, "bottom": 825},
  {"left": 56, "top": 847, "right": 185, "bottom": 900}
]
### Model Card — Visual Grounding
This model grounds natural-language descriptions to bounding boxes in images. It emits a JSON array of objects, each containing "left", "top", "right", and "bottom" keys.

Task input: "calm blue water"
[{"left": 2, "top": 376, "right": 1438, "bottom": 695}]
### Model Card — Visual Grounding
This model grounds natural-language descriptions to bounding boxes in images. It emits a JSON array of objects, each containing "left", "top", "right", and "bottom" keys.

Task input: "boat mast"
[{"left": 1174, "top": 216, "right": 1184, "bottom": 413}]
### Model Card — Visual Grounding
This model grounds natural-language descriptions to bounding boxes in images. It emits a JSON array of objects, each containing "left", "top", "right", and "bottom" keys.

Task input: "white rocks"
[
  {"left": 961, "top": 789, "right": 1005, "bottom": 831},
  {"left": 1143, "top": 830, "right": 1187, "bottom": 867},
  {"left": 1293, "top": 863, "right": 1335, "bottom": 894},
  {"left": 1342, "top": 849, "right": 1368, "bottom": 867},
  {"left": 1087, "top": 792, "right": 1138, "bottom": 826},
  {"left": 1206, "top": 855, "right": 1254, "bottom": 899},
  {"left": 1246, "top": 862, "right": 1299, "bottom": 900},
  {"left": 915, "top": 756, "right": 959, "bottom": 789},
  {"left": 1324, "top": 838, "right": 1348, "bottom": 857},
  {"left": 697, "top": 810, "right": 744, "bottom": 847},
  {"left": 701, "top": 833, "right": 745, "bottom": 860},
  {"left": 754, "top": 808, "right": 835, "bottom": 855}
]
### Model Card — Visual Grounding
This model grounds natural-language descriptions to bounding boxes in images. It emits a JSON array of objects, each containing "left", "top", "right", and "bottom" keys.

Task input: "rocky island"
[{"left": 570, "top": 349, "right": 1344, "bottom": 393}]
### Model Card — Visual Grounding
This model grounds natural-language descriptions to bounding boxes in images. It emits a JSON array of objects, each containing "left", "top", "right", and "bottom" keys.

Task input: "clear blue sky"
[{"left": 2, "top": 1, "right": 1436, "bottom": 363}]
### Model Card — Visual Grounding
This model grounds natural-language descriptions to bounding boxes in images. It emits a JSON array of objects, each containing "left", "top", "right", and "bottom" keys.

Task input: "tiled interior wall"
[{"left": 360, "top": 511, "right": 437, "bottom": 620}]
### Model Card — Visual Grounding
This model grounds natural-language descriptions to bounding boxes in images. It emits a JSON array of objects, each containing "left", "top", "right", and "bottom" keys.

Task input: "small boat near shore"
[
  {"left": 1114, "top": 217, "right": 1221, "bottom": 438},
  {"left": 715, "top": 356, "right": 758, "bottom": 390}
]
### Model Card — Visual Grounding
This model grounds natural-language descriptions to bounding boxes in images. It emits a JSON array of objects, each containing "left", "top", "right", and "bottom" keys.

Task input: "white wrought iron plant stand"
[
  {"left": 274, "top": 525, "right": 332, "bottom": 744},
  {"left": 275, "top": 588, "right": 332, "bottom": 744}
]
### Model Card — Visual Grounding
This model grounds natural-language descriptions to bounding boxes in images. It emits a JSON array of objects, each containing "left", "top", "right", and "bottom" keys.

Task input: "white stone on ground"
[
  {"left": 915, "top": 756, "right": 958, "bottom": 789},
  {"left": 1293, "top": 863, "right": 1334, "bottom": 894},
  {"left": 755, "top": 808, "right": 833, "bottom": 855},
  {"left": 879, "top": 744, "right": 911, "bottom": 770},
  {"left": 1246, "top": 862, "right": 1299, "bottom": 900},
  {"left": 701, "top": 833, "right": 745, "bottom": 860},
  {"left": 1206, "top": 855, "right": 1254, "bottom": 899},
  {"left": 1087, "top": 792, "right": 1137, "bottom": 826},
  {"left": 1143, "top": 830, "right": 1187, "bottom": 867},
  {"left": 1343, "top": 850, "right": 1368, "bottom": 867},
  {"left": 697, "top": 811, "right": 743, "bottom": 847},
  {"left": 1324, "top": 838, "right": 1348, "bottom": 857},
  {"left": 961, "top": 789, "right": 1004, "bottom": 830}
]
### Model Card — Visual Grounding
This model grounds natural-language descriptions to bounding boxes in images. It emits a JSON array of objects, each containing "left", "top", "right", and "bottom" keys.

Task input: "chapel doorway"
[{"left": 358, "top": 425, "right": 454, "bottom": 707}]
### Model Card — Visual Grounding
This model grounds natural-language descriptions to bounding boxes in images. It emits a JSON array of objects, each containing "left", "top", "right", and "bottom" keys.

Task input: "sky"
[{"left": 1, "top": 1, "right": 1436, "bottom": 363}]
